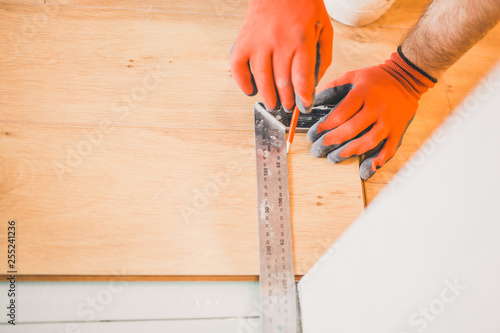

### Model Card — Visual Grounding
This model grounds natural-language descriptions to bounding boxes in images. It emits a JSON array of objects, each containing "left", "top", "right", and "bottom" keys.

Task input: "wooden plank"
[
  {"left": 374, "top": 0, "right": 428, "bottom": 28},
  {"left": 0, "top": 0, "right": 248, "bottom": 16},
  {"left": 1, "top": 3, "right": 255, "bottom": 130},
  {"left": 0, "top": 0, "right": 426, "bottom": 27},
  {"left": 0, "top": 2, "right": 364, "bottom": 277},
  {"left": 0, "top": 123, "right": 363, "bottom": 276},
  {"left": 444, "top": 25, "right": 500, "bottom": 110},
  {"left": 0, "top": 4, "right": 422, "bottom": 130},
  {"left": 0, "top": 1, "right": 444, "bottom": 210},
  {"left": 6, "top": 274, "right": 261, "bottom": 281}
]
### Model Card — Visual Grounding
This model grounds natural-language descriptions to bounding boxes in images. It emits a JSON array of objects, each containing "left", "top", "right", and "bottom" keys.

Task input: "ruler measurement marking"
[{"left": 255, "top": 105, "right": 298, "bottom": 333}]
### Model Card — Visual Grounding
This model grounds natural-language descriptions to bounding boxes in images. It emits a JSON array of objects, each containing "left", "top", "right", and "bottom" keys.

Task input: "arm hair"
[{"left": 402, "top": 0, "right": 500, "bottom": 78}]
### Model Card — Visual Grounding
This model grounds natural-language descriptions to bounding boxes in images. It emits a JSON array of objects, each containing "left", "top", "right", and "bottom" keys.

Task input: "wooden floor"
[
  {"left": 0, "top": 0, "right": 498, "bottom": 279},
  {"left": 0, "top": 0, "right": 365, "bottom": 278}
]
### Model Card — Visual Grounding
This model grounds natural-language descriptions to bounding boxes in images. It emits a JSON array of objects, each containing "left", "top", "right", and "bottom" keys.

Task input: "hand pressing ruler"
[{"left": 254, "top": 102, "right": 300, "bottom": 333}]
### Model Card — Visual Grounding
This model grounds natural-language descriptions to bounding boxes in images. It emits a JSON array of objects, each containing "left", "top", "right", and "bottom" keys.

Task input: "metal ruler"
[{"left": 254, "top": 102, "right": 299, "bottom": 333}]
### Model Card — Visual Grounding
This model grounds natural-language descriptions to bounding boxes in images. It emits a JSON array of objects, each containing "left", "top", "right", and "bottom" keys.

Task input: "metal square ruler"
[{"left": 253, "top": 102, "right": 332, "bottom": 333}]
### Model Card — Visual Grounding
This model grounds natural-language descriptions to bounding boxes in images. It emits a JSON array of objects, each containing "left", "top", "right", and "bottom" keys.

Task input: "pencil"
[{"left": 286, "top": 105, "right": 300, "bottom": 154}]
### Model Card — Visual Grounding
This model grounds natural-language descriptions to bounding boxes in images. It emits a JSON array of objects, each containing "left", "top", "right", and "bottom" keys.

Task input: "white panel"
[
  {"left": 0, "top": 318, "right": 259, "bottom": 333},
  {"left": 299, "top": 62, "right": 500, "bottom": 333},
  {"left": 0, "top": 281, "right": 260, "bottom": 325}
]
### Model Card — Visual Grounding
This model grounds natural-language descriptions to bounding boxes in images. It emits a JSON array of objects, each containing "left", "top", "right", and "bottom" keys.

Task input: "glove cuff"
[
  {"left": 381, "top": 46, "right": 437, "bottom": 98},
  {"left": 396, "top": 45, "right": 437, "bottom": 84}
]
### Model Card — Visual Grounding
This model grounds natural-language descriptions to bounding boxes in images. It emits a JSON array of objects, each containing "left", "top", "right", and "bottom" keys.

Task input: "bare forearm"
[{"left": 402, "top": 0, "right": 500, "bottom": 79}]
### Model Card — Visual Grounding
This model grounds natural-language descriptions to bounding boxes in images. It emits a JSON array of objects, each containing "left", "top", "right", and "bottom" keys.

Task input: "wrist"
[{"left": 400, "top": 44, "right": 442, "bottom": 80}]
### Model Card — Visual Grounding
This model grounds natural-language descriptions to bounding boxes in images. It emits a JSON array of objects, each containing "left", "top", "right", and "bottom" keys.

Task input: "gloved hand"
[
  {"left": 307, "top": 47, "right": 437, "bottom": 180},
  {"left": 230, "top": 0, "right": 333, "bottom": 113}
]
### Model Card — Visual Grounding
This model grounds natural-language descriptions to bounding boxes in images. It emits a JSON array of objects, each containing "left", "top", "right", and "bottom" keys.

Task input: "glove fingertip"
[
  {"left": 307, "top": 122, "right": 321, "bottom": 143},
  {"left": 315, "top": 83, "right": 354, "bottom": 106},
  {"left": 263, "top": 101, "right": 280, "bottom": 112},
  {"left": 296, "top": 92, "right": 315, "bottom": 114},
  {"left": 327, "top": 143, "right": 353, "bottom": 165},
  {"left": 310, "top": 136, "right": 326, "bottom": 158},
  {"left": 273, "top": 93, "right": 281, "bottom": 111},
  {"left": 359, "top": 158, "right": 376, "bottom": 180},
  {"left": 327, "top": 151, "right": 345, "bottom": 164},
  {"left": 283, "top": 103, "right": 294, "bottom": 113}
]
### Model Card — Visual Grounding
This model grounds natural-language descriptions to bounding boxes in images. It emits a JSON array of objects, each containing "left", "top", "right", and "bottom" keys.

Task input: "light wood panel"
[
  {"left": 375, "top": 0, "right": 428, "bottom": 28},
  {"left": 0, "top": 2, "right": 427, "bottom": 131},
  {"left": 1, "top": 0, "right": 248, "bottom": 15},
  {"left": 3, "top": 274, "right": 260, "bottom": 281},
  {"left": 1, "top": 3, "right": 255, "bottom": 130},
  {"left": 0, "top": 0, "right": 425, "bottom": 28},
  {"left": 0, "top": 1, "right": 365, "bottom": 278},
  {"left": 3, "top": 0, "right": 494, "bottom": 278},
  {"left": 0, "top": 122, "right": 362, "bottom": 276},
  {"left": 444, "top": 25, "right": 500, "bottom": 110}
]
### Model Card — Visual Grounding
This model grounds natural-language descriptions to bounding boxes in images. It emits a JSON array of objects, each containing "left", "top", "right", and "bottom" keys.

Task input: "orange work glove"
[
  {"left": 307, "top": 47, "right": 437, "bottom": 180},
  {"left": 230, "top": 0, "right": 333, "bottom": 113}
]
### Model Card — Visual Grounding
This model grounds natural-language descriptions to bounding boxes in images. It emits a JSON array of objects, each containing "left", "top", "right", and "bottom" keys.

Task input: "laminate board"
[{"left": 0, "top": 123, "right": 363, "bottom": 276}]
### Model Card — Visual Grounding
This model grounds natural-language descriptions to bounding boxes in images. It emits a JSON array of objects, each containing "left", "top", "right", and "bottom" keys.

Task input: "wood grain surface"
[
  {"left": 0, "top": 1, "right": 364, "bottom": 277},
  {"left": 1, "top": 0, "right": 497, "bottom": 278}
]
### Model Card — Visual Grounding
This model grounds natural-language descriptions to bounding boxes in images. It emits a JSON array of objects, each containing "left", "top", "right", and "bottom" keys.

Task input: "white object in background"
[
  {"left": 298, "top": 61, "right": 500, "bottom": 333},
  {"left": 0, "top": 281, "right": 261, "bottom": 333},
  {"left": 324, "top": 0, "right": 396, "bottom": 26}
]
